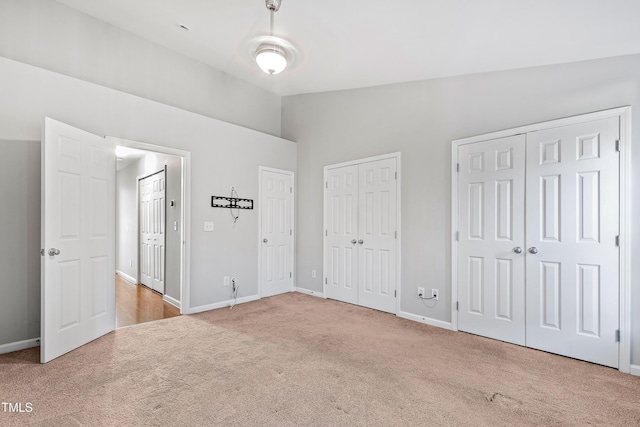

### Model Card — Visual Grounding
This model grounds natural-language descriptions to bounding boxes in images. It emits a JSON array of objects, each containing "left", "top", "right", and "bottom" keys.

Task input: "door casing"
[
  {"left": 109, "top": 137, "right": 191, "bottom": 314},
  {"left": 450, "top": 106, "right": 632, "bottom": 374}
]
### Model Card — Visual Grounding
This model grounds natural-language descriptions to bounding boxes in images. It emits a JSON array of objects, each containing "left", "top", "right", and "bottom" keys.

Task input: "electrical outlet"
[
  {"left": 431, "top": 289, "right": 439, "bottom": 300},
  {"left": 224, "top": 276, "right": 230, "bottom": 286},
  {"left": 417, "top": 287, "right": 425, "bottom": 298},
  {"left": 204, "top": 221, "right": 214, "bottom": 232},
  {"left": 231, "top": 277, "right": 237, "bottom": 292},
  {"left": 311, "top": 269, "right": 317, "bottom": 279}
]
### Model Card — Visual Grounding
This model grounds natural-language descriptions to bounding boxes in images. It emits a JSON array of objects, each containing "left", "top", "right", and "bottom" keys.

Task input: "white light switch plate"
[{"left": 204, "top": 221, "right": 214, "bottom": 232}]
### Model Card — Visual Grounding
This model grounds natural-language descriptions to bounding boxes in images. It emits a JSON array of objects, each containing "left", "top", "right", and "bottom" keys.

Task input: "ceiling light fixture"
[{"left": 255, "top": 0, "right": 295, "bottom": 75}]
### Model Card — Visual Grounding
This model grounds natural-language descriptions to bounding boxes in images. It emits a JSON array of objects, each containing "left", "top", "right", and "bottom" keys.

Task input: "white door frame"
[
  {"left": 136, "top": 166, "right": 166, "bottom": 292},
  {"left": 323, "top": 152, "right": 402, "bottom": 314},
  {"left": 258, "top": 166, "right": 295, "bottom": 298},
  {"left": 450, "top": 106, "right": 632, "bottom": 374},
  {"left": 108, "top": 137, "right": 192, "bottom": 315}
]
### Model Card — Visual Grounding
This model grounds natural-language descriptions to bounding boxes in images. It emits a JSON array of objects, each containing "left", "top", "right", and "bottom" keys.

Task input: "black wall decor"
[{"left": 211, "top": 196, "right": 254, "bottom": 210}]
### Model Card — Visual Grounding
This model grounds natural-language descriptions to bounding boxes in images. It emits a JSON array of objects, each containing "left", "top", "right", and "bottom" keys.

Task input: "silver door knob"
[
  {"left": 528, "top": 247, "right": 538, "bottom": 254},
  {"left": 263, "top": 238, "right": 268, "bottom": 243},
  {"left": 358, "top": 239, "right": 364, "bottom": 244},
  {"left": 513, "top": 247, "right": 522, "bottom": 254},
  {"left": 351, "top": 239, "right": 357, "bottom": 244},
  {"left": 48, "top": 248, "right": 61, "bottom": 256}
]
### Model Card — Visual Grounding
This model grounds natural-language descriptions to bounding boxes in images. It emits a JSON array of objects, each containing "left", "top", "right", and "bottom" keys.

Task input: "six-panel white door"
[
  {"left": 525, "top": 117, "right": 620, "bottom": 368},
  {"left": 42, "top": 117, "right": 116, "bottom": 363},
  {"left": 325, "top": 158, "right": 398, "bottom": 314},
  {"left": 325, "top": 165, "right": 359, "bottom": 305},
  {"left": 139, "top": 177, "right": 152, "bottom": 288},
  {"left": 456, "top": 116, "right": 621, "bottom": 368},
  {"left": 139, "top": 169, "right": 166, "bottom": 294},
  {"left": 357, "top": 158, "right": 398, "bottom": 314},
  {"left": 261, "top": 169, "right": 294, "bottom": 298},
  {"left": 457, "top": 135, "right": 526, "bottom": 345}
]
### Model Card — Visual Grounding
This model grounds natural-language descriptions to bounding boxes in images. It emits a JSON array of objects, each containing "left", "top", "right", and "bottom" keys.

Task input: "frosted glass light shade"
[{"left": 256, "top": 46, "right": 287, "bottom": 74}]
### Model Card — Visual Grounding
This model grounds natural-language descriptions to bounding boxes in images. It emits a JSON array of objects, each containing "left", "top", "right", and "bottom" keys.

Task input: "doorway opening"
[{"left": 113, "top": 140, "right": 189, "bottom": 328}]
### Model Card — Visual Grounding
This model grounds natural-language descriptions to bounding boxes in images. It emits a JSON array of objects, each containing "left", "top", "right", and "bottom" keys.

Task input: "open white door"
[{"left": 41, "top": 117, "right": 116, "bottom": 363}]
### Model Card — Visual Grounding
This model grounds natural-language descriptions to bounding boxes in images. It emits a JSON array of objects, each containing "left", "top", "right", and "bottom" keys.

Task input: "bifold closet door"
[
  {"left": 139, "top": 170, "right": 166, "bottom": 294},
  {"left": 139, "top": 177, "right": 153, "bottom": 288},
  {"left": 525, "top": 117, "right": 620, "bottom": 368},
  {"left": 325, "top": 158, "right": 398, "bottom": 314},
  {"left": 457, "top": 135, "right": 526, "bottom": 345}
]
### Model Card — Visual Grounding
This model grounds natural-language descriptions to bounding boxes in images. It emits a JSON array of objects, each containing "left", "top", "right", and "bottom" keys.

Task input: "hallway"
[{"left": 116, "top": 275, "right": 180, "bottom": 328}]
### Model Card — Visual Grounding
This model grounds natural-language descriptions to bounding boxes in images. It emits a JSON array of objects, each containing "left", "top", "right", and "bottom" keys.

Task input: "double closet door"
[
  {"left": 325, "top": 157, "right": 398, "bottom": 314},
  {"left": 457, "top": 116, "right": 620, "bottom": 368}
]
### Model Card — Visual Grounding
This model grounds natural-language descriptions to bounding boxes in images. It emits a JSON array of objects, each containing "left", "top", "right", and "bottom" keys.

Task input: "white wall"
[
  {"left": 117, "top": 153, "right": 183, "bottom": 301},
  {"left": 0, "top": 0, "right": 282, "bottom": 137},
  {"left": 282, "top": 54, "right": 640, "bottom": 365},
  {"left": 0, "top": 56, "right": 296, "bottom": 346}
]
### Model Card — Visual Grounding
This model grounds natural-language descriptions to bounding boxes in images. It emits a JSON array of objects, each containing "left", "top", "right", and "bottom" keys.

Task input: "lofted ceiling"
[{"left": 55, "top": 0, "right": 640, "bottom": 96}]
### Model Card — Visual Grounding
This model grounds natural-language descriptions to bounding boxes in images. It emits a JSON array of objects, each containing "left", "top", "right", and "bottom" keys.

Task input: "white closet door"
[
  {"left": 261, "top": 169, "right": 294, "bottom": 298},
  {"left": 139, "top": 178, "right": 152, "bottom": 287},
  {"left": 150, "top": 171, "right": 166, "bottom": 293},
  {"left": 325, "top": 165, "right": 359, "bottom": 305},
  {"left": 457, "top": 135, "right": 526, "bottom": 345},
  {"left": 139, "top": 170, "right": 165, "bottom": 294},
  {"left": 525, "top": 117, "right": 620, "bottom": 368},
  {"left": 357, "top": 158, "right": 398, "bottom": 314}
]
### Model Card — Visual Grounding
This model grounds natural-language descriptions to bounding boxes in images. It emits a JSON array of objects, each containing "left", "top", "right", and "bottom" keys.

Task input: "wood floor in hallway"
[{"left": 116, "top": 274, "right": 180, "bottom": 328}]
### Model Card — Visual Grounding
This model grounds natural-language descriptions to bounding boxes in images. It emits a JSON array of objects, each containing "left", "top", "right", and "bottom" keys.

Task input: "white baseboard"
[
  {"left": 187, "top": 294, "right": 260, "bottom": 314},
  {"left": 116, "top": 270, "right": 137, "bottom": 284},
  {"left": 0, "top": 338, "right": 40, "bottom": 355},
  {"left": 295, "top": 287, "right": 325, "bottom": 298},
  {"left": 397, "top": 311, "right": 454, "bottom": 330},
  {"left": 630, "top": 365, "right": 640, "bottom": 377},
  {"left": 163, "top": 294, "right": 181, "bottom": 310}
]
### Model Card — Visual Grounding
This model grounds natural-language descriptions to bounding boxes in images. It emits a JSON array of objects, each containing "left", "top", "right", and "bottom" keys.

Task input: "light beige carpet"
[{"left": 1, "top": 293, "right": 639, "bottom": 426}]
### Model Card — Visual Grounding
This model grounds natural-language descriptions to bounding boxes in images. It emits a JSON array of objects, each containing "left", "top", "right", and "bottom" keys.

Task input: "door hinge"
[
  {"left": 456, "top": 163, "right": 460, "bottom": 173},
  {"left": 325, "top": 182, "right": 328, "bottom": 189},
  {"left": 616, "top": 235, "right": 620, "bottom": 247},
  {"left": 290, "top": 272, "right": 292, "bottom": 278},
  {"left": 290, "top": 187, "right": 293, "bottom": 193},
  {"left": 615, "top": 329, "right": 621, "bottom": 342},
  {"left": 395, "top": 230, "right": 397, "bottom": 239},
  {"left": 290, "top": 229, "right": 292, "bottom": 236},
  {"left": 395, "top": 171, "right": 397, "bottom": 180},
  {"left": 455, "top": 231, "right": 459, "bottom": 241},
  {"left": 394, "top": 290, "right": 397, "bottom": 298},
  {"left": 325, "top": 278, "right": 327, "bottom": 285},
  {"left": 615, "top": 140, "right": 621, "bottom": 152},
  {"left": 325, "top": 230, "right": 328, "bottom": 237},
  {"left": 456, "top": 301, "right": 459, "bottom": 311}
]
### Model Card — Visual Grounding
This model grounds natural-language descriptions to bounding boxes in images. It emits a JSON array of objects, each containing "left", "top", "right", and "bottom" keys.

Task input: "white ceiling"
[{"left": 55, "top": 0, "right": 640, "bottom": 96}]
